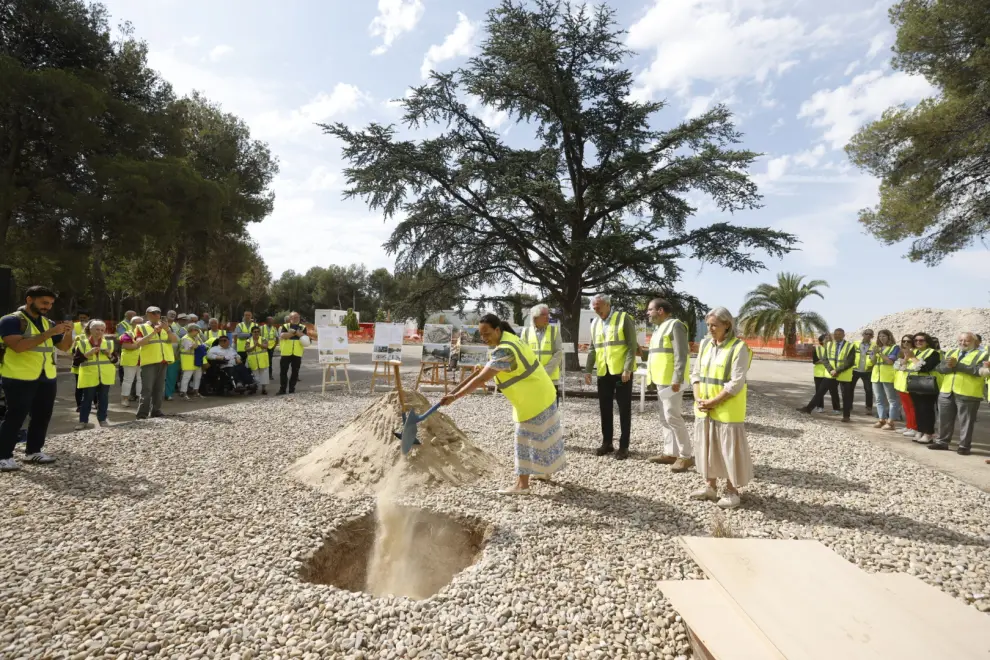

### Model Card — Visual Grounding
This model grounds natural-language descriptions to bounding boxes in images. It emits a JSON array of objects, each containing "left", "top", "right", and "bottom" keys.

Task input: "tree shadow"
[
  {"left": 753, "top": 464, "right": 870, "bottom": 493},
  {"left": 746, "top": 422, "right": 804, "bottom": 439},
  {"left": 747, "top": 493, "right": 988, "bottom": 547},
  {"left": 17, "top": 451, "right": 160, "bottom": 501},
  {"left": 543, "top": 481, "right": 707, "bottom": 536}
]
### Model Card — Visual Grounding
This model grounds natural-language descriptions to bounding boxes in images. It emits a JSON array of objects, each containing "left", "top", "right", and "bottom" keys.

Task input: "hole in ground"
[{"left": 300, "top": 504, "right": 488, "bottom": 600}]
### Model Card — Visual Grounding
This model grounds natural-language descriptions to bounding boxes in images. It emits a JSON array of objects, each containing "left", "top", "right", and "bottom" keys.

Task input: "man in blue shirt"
[{"left": 0, "top": 286, "right": 74, "bottom": 471}]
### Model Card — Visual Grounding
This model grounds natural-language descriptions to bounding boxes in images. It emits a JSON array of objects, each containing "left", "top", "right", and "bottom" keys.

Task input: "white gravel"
[
  {"left": 2, "top": 391, "right": 989, "bottom": 659},
  {"left": 854, "top": 307, "right": 990, "bottom": 344}
]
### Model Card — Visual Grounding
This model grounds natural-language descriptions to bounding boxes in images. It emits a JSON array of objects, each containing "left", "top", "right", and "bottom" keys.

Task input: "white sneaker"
[
  {"left": 98, "top": 420, "right": 110, "bottom": 428},
  {"left": 813, "top": 407, "right": 825, "bottom": 413},
  {"left": 830, "top": 410, "right": 842, "bottom": 415},
  {"left": 121, "top": 399, "right": 130, "bottom": 408},
  {"left": 23, "top": 452, "right": 55, "bottom": 465},
  {"left": 0, "top": 458, "right": 20, "bottom": 472},
  {"left": 74, "top": 423, "right": 94, "bottom": 431},
  {"left": 717, "top": 492, "right": 741, "bottom": 509},
  {"left": 902, "top": 429, "right": 917, "bottom": 437},
  {"left": 914, "top": 431, "right": 925, "bottom": 439},
  {"left": 690, "top": 486, "right": 717, "bottom": 502}
]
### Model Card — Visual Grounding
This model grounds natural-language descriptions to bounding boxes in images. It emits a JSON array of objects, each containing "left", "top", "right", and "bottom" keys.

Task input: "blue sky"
[{"left": 98, "top": 0, "right": 989, "bottom": 329}]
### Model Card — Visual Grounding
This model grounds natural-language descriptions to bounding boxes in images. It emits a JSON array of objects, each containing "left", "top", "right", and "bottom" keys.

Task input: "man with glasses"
[
  {"left": 798, "top": 328, "right": 855, "bottom": 421},
  {"left": 852, "top": 329, "right": 877, "bottom": 414},
  {"left": 930, "top": 332, "right": 986, "bottom": 455}
]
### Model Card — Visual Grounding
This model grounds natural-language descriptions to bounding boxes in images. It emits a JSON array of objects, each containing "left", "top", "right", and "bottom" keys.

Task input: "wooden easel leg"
[
  {"left": 415, "top": 363, "right": 426, "bottom": 391},
  {"left": 370, "top": 362, "right": 378, "bottom": 393},
  {"left": 393, "top": 363, "right": 406, "bottom": 412},
  {"left": 344, "top": 365, "right": 351, "bottom": 393},
  {"left": 321, "top": 366, "right": 327, "bottom": 394},
  {"left": 443, "top": 366, "right": 449, "bottom": 394}
]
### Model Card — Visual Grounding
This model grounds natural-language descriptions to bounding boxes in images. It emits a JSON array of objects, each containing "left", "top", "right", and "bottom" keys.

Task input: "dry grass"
[{"left": 709, "top": 512, "right": 737, "bottom": 538}]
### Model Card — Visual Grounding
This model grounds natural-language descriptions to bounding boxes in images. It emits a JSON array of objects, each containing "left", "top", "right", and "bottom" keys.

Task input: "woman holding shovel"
[{"left": 439, "top": 313, "right": 564, "bottom": 495}]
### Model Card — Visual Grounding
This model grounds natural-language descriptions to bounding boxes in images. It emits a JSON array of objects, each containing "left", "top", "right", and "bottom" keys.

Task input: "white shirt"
[{"left": 207, "top": 345, "right": 239, "bottom": 367}]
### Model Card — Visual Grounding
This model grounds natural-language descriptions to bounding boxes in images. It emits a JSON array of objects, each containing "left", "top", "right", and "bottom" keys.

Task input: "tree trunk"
[
  {"left": 783, "top": 321, "right": 797, "bottom": 357},
  {"left": 0, "top": 128, "right": 23, "bottom": 264},
  {"left": 90, "top": 232, "right": 108, "bottom": 320},
  {"left": 559, "top": 294, "right": 584, "bottom": 372},
  {"left": 163, "top": 245, "right": 187, "bottom": 310}
]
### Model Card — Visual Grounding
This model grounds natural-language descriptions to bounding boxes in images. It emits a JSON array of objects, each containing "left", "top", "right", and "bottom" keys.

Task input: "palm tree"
[{"left": 737, "top": 273, "right": 829, "bottom": 356}]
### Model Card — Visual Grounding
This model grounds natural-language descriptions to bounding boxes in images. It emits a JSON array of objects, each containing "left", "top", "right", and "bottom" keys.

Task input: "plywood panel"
[
  {"left": 873, "top": 572, "right": 990, "bottom": 656},
  {"left": 659, "top": 580, "right": 784, "bottom": 660},
  {"left": 679, "top": 537, "right": 984, "bottom": 660}
]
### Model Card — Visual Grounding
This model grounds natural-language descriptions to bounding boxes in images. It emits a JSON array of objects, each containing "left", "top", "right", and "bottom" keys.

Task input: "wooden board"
[
  {"left": 658, "top": 580, "right": 784, "bottom": 660},
  {"left": 679, "top": 537, "right": 980, "bottom": 660},
  {"left": 872, "top": 572, "right": 990, "bottom": 656}
]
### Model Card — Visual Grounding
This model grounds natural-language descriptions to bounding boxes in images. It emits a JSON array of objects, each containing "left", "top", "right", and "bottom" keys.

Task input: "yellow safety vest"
[
  {"left": 76, "top": 337, "right": 116, "bottom": 387},
  {"left": 853, "top": 341, "right": 877, "bottom": 371},
  {"left": 0, "top": 311, "right": 57, "bottom": 380},
  {"left": 137, "top": 323, "right": 174, "bottom": 364},
  {"left": 204, "top": 329, "right": 227, "bottom": 347},
  {"left": 826, "top": 341, "right": 855, "bottom": 382},
  {"left": 279, "top": 324, "right": 306, "bottom": 357},
  {"left": 261, "top": 325, "right": 279, "bottom": 346},
  {"left": 590, "top": 311, "right": 629, "bottom": 377},
  {"left": 521, "top": 325, "right": 560, "bottom": 381},
  {"left": 694, "top": 336, "right": 752, "bottom": 423},
  {"left": 871, "top": 345, "right": 897, "bottom": 383},
  {"left": 493, "top": 332, "right": 557, "bottom": 423},
  {"left": 813, "top": 345, "right": 828, "bottom": 378},
  {"left": 938, "top": 349, "right": 986, "bottom": 398},
  {"left": 246, "top": 340, "right": 270, "bottom": 371},
  {"left": 180, "top": 334, "right": 205, "bottom": 371},
  {"left": 647, "top": 318, "right": 689, "bottom": 387},
  {"left": 235, "top": 321, "right": 257, "bottom": 352}
]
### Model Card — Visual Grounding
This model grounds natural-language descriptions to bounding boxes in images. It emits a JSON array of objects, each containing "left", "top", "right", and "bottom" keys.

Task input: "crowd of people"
[{"left": 797, "top": 328, "right": 989, "bottom": 457}]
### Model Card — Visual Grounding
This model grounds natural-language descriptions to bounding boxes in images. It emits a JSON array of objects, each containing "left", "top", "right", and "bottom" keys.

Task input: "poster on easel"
[
  {"left": 372, "top": 323, "right": 405, "bottom": 363},
  {"left": 457, "top": 325, "right": 489, "bottom": 367},
  {"left": 421, "top": 324, "right": 453, "bottom": 364},
  {"left": 318, "top": 325, "right": 350, "bottom": 364}
]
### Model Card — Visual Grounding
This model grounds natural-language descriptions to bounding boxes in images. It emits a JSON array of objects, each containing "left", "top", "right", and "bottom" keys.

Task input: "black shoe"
[
  {"left": 795, "top": 407, "right": 810, "bottom": 414},
  {"left": 615, "top": 448, "right": 630, "bottom": 460},
  {"left": 276, "top": 391, "right": 286, "bottom": 396},
  {"left": 288, "top": 390, "right": 295, "bottom": 394},
  {"left": 595, "top": 444, "right": 614, "bottom": 456},
  {"left": 957, "top": 447, "right": 972, "bottom": 456},
  {"left": 841, "top": 416, "right": 850, "bottom": 423},
  {"left": 150, "top": 412, "right": 165, "bottom": 418},
  {"left": 927, "top": 441, "right": 949, "bottom": 450}
]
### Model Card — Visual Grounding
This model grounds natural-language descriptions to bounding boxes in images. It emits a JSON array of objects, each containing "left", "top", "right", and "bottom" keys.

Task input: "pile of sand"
[
  {"left": 288, "top": 391, "right": 498, "bottom": 498},
  {"left": 854, "top": 307, "right": 990, "bottom": 345}
]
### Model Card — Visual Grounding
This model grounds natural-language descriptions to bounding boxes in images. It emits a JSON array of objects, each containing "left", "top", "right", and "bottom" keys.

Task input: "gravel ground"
[{"left": 2, "top": 390, "right": 989, "bottom": 659}]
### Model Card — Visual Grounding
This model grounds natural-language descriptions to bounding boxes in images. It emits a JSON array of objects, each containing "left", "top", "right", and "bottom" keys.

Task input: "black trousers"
[
  {"left": 279, "top": 356, "right": 302, "bottom": 393},
  {"left": 74, "top": 374, "right": 83, "bottom": 407},
  {"left": 811, "top": 376, "right": 839, "bottom": 410},
  {"left": 851, "top": 370, "right": 874, "bottom": 408},
  {"left": 911, "top": 392, "right": 938, "bottom": 435},
  {"left": 838, "top": 380, "right": 854, "bottom": 417},
  {"left": 0, "top": 377, "right": 57, "bottom": 459},
  {"left": 238, "top": 351, "right": 248, "bottom": 365},
  {"left": 267, "top": 349, "right": 275, "bottom": 379},
  {"left": 597, "top": 372, "right": 632, "bottom": 449}
]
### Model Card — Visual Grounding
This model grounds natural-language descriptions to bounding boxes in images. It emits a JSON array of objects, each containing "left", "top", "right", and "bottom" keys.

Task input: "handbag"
[{"left": 906, "top": 374, "right": 938, "bottom": 395}]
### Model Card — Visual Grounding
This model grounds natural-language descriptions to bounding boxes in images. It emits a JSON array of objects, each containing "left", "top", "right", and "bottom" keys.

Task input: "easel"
[
  {"left": 370, "top": 361, "right": 400, "bottom": 393},
  {"left": 415, "top": 361, "right": 450, "bottom": 393},
  {"left": 321, "top": 363, "right": 351, "bottom": 393},
  {"left": 457, "top": 364, "right": 495, "bottom": 394}
]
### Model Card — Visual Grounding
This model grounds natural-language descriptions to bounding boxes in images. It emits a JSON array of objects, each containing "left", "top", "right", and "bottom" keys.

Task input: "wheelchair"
[{"left": 199, "top": 360, "right": 258, "bottom": 397}]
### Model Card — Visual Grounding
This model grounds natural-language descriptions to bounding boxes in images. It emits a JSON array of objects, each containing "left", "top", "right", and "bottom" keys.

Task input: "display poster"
[
  {"left": 421, "top": 324, "right": 453, "bottom": 364},
  {"left": 457, "top": 325, "right": 489, "bottom": 367},
  {"left": 318, "top": 325, "right": 350, "bottom": 364},
  {"left": 372, "top": 323, "right": 405, "bottom": 363}
]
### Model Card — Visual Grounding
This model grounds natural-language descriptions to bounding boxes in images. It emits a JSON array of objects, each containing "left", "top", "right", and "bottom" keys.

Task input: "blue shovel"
[{"left": 395, "top": 402, "right": 443, "bottom": 455}]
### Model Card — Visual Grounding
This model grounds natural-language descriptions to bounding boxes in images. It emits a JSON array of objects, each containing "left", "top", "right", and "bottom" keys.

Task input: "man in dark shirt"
[{"left": 0, "top": 286, "right": 74, "bottom": 471}]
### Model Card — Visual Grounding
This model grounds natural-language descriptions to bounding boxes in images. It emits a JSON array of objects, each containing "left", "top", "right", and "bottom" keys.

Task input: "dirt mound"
[
  {"left": 854, "top": 307, "right": 990, "bottom": 345},
  {"left": 288, "top": 391, "right": 497, "bottom": 498}
]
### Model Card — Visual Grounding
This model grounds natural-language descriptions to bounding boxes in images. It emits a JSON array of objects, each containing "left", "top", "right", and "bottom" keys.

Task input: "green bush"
[{"left": 343, "top": 308, "right": 360, "bottom": 332}]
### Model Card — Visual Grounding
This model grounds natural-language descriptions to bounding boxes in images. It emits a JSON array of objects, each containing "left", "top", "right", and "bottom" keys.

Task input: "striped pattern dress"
[{"left": 488, "top": 346, "right": 565, "bottom": 476}]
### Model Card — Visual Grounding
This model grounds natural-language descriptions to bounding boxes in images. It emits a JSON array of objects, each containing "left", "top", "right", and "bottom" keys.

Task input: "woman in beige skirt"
[{"left": 690, "top": 307, "right": 753, "bottom": 509}]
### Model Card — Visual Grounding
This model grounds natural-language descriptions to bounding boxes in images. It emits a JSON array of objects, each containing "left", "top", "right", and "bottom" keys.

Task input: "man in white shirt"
[{"left": 206, "top": 335, "right": 240, "bottom": 368}]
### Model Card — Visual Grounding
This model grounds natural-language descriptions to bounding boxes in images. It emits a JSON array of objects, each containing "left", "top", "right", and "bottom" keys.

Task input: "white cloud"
[
  {"left": 843, "top": 60, "right": 860, "bottom": 76},
  {"left": 792, "top": 144, "right": 827, "bottom": 168},
  {"left": 627, "top": 0, "right": 835, "bottom": 98},
  {"left": 207, "top": 44, "right": 233, "bottom": 62},
  {"left": 686, "top": 95, "right": 714, "bottom": 119},
  {"left": 252, "top": 83, "right": 371, "bottom": 141},
  {"left": 798, "top": 69, "right": 934, "bottom": 149},
  {"left": 866, "top": 33, "right": 887, "bottom": 59},
  {"left": 369, "top": 0, "right": 425, "bottom": 55},
  {"left": 420, "top": 12, "right": 478, "bottom": 79},
  {"left": 181, "top": 35, "right": 202, "bottom": 47},
  {"left": 766, "top": 155, "right": 789, "bottom": 181},
  {"left": 769, "top": 117, "right": 785, "bottom": 133}
]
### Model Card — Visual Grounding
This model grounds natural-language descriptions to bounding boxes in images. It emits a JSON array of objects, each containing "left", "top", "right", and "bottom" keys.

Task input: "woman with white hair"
[
  {"left": 73, "top": 320, "right": 118, "bottom": 430},
  {"left": 521, "top": 303, "right": 563, "bottom": 399},
  {"left": 690, "top": 306, "right": 753, "bottom": 509}
]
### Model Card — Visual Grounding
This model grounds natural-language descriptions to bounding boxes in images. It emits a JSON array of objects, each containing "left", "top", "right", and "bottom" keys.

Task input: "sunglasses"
[{"left": 914, "top": 338, "right": 927, "bottom": 343}]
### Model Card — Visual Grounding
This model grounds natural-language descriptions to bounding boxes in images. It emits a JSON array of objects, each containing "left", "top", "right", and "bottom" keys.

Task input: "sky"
[{"left": 97, "top": 0, "right": 990, "bottom": 330}]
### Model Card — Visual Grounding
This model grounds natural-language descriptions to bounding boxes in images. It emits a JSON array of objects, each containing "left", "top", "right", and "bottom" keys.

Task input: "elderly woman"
[
  {"left": 690, "top": 307, "right": 753, "bottom": 509},
  {"left": 898, "top": 332, "right": 941, "bottom": 444},
  {"left": 245, "top": 325, "right": 270, "bottom": 395},
  {"left": 440, "top": 313, "right": 564, "bottom": 495},
  {"left": 73, "top": 320, "right": 118, "bottom": 430},
  {"left": 178, "top": 324, "right": 206, "bottom": 399},
  {"left": 871, "top": 329, "right": 902, "bottom": 430},
  {"left": 118, "top": 315, "right": 143, "bottom": 407}
]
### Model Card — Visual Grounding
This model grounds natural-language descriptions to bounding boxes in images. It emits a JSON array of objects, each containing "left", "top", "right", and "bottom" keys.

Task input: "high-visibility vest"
[
  {"left": 72, "top": 321, "right": 86, "bottom": 338},
  {"left": 590, "top": 311, "right": 629, "bottom": 377},
  {"left": 853, "top": 341, "right": 877, "bottom": 371},
  {"left": 938, "top": 349, "right": 986, "bottom": 398},
  {"left": 813, "top": 345, "right": 828, "bottom": 378},
  {"left": 279, "top": 324, "right": 306, "bottom": 357},
  {"left": 137, "top": 323, "right": 174, "bottom": 364},
  {"left": 902, "top": 347, "right": 937, "bottom": 390},
  {"left": 493, "top": 332, "right": 557, "bottom": 423},
  {"left": 236, "top": 321, "right": 257, "bottom": 352},
  {"left": 694, "top": 336, "right": 753, "bottom": 423},
  {"left": 894, "top": 363, "right": 910, "bottom": 393},
  {"left": 204, "top": 329, "right": 227, "bottom": 347},
  {"left": 119, "top": 333, "right": 141, "bottom": 367},
  {"left": 647, "top": 318, "right": 689, "bottom": 387},
  {"left": 246, "top": 340, "right": 270, "bottom": 371},
  {"left": 521, "top": 325, "right": 560, "bottom": 381},
  {"left": 826, "top": 341, "right": 855, "bottom": 382},
  {"left": 0, "top": 311, "right": 57, "bottom": 380},
  {"left": 76, "top": 337, "right": 116, "bottom": 387},
  {"left": 180, "top": 334, "right": 205, "bottom": 371},
  {"left": 871, "top": 345, "right": 897, "bottom": 383},
  {"left": 261, "top": 324, "right": 279, "bottom": 346}
]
